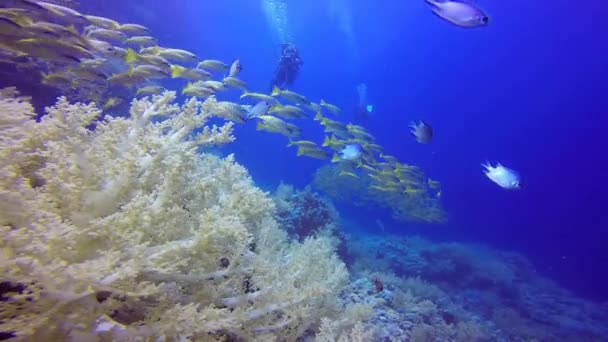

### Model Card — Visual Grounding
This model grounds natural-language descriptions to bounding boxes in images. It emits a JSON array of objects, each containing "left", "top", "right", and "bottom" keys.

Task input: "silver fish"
[
  {"left": 425, "top": 0, "right": 489, "bottom": 28},
  {"left": 229, "top": 59, "right": 242, "bottom": 77},
  {"left": 482, "top": 162, "right": 520, "bottom": 189},
  {"left": 246, "top": 101, "right": 270, "bottom": 120},
  {"left": 409, "top": 120, "right": 433, "bottom": 144}
]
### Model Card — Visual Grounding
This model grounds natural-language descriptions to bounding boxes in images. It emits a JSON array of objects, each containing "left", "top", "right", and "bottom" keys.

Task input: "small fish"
[
  {"left": 170, "top": 65, "right": 211, "bottom": 80},
  {"left": 136, "top": 85, "right": 165, "bottom": 97},
  {"left": 303, "top": 102, "right": 322, "bottom": 113},
  {"left": 222, "top": 76, "right": 247, "bottom": 90},
  {"left": 409, "top": 120, "right": 433, "bottom": 144},
  {"left": 339, "top": 171, "right": 359, "bottom": 178},
  {"left": 403, "top": 186, "right": 423, "bottom": 195},
  {"left": 256, "top": 115, "right": 301, "bottom": 137},
  {"left": 425, "top": 0, "right": 489, "bottom": 28},
  {"left": 41, "top": 71, "right": 72, "bottom": 87},
  {"left": 246, "top": 101, "right": 270, "bottom": 120},
  {"left": 356, "top": 161, "right": 376, "bottom": 173},
  {"left": 86, "top": 28, "right": 127, "bottom": 44},
  {"left": 348, "top": 124, "right": 374, "bottom": 141},
  {"left": 82, "top": 38, "right": 113, "bottom": 54},
  {"left": 68, "top": 67, "right": 107, "bottom": 82},
  {"left": 216, "top": 101, "right": 247, "bottom": 123},
  {"left": 0, "top": 8, "right": 31, "bottom": 24},
  {"left": 338, "top": 144, "right": 361, "bottom": 161},
  {"left": 271, "top": 86, "right": 310, "bottom": 105},
  {"left": 116, "top": 23, "right": 150, "bottom": 35},
  {"left": 139, "top": 46, "right": 160, "bottom": 55},
  {"left": 198, "top": 59, "right": 228, "bottom": 71},
  {"left": 322, "top": 135, "right": 345, "bottom": 150},
  {"left": 482, "top": 162, "right": 520, "bottom": 190},
  {"left": 157, "top": 48, "right": 197, "bottom": 63},
  {"left": 124, "top": 36, "right": 157, "bottom": 48},
  {"left": 132, "top": 64, "right": 169, "bottom": 79},
  {"left": 36, "top": 1, "right": 88, "bottom": 25},
  {"left": 369, "top": 185, "right": 393, "bottom": 192},
  {"left": 5, "top": 0, "right": 47, "bottom": 13},
  {"left": 240, "top": 91, "right": 277, "bottom": 103},
  {"left": 80, "top": 57, "right": 109, "bottom": 70},
  {"left": 380, "top": 154, "right": 398, "bottom": 163},
  {"left": 297, "top": 146, "right": 331, "bottom": 160},
  {"left": 363, "top": 143, "right": 382, "bottom": 154},
  {"left": 428, "top": 178, "right": 441, "bottom": 189},
  {"left": 320, "top": 117, "right": 349, "bottom": 137},
  {"left": 269, "top": 104, "right": 308, "bottom": 119},
  {"left": 108, "top": 71, "right": 146, "bottom": 86},
  {"left": 84, "top": 15, "right": 119, "bottom": 29},
  {"left": 13, "top": 38, "right": 88, "bottom": 63},
  {"left": 320, "top": 99, "right": 341, "bottom": 115},
  {"left": 201, "top": 80, "right": 225, "bottom": 91},
  {"left": 182, "top": 82, "right": 215, "bottom": 98},
  {"left": 39, "top": 0, "right": 80, "bottom": 10},
  {"left": 0, "top": 16, "right": 25, "bottom": 37},
  {"left": 125, "top": 49, "right": 170, "bottom": 70},
  {"left": 229, "top": 59, "right": 242, "bottom": 77},
  {"left": 287, "top": 140, "right": 318, "bottom": 148}
]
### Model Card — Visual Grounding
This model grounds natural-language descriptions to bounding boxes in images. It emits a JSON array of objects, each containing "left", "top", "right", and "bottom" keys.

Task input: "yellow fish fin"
[
  {"left": 125, "top": 48, "right": 138, "bottom": 63},
  {"left": 256, "top": 121, "right": 265, "bottom": 131},
  {"left": 170, "top": 64, "right": 184, "bottom": 78},
  {"left": 271, "top": 85, "right": 281, "bottom": 96},
  {"left": 322, "top": 136, "right": 331, "bottom": 147}
]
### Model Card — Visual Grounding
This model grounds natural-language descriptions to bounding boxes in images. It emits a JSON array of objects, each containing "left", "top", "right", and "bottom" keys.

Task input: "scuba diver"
[
  {"left": 353, "top": 104, "right": 371, "bottom": 124},
  {"left": 270, "top": 43, "right": 303, "bottom": 90},
  {"left": 353, "top": 83, "right": 373, "bottom": 124}
]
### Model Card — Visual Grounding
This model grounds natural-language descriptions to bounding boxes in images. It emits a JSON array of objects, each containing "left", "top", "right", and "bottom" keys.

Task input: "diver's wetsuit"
[
  {"left": 353, "top": 104, "right": 370, "bottom": 125},
  {"left": 270, "top": 44, "right": 303, "bottom": 90}
]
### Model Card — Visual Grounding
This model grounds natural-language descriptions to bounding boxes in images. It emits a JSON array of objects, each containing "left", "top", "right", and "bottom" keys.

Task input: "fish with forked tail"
[{"left": 425, "top": 0, "right": 489, "bottom": 28}]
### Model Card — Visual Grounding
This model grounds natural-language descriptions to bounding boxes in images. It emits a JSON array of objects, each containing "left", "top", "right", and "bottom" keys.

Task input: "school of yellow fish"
[{"left": 0, "top": 0, "right": 440, "bottom": 206}]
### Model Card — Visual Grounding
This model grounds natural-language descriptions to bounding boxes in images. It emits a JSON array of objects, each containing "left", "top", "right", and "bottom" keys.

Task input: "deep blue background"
[{"left": 79, "top": 0, "right": 608, "bottom": 300}]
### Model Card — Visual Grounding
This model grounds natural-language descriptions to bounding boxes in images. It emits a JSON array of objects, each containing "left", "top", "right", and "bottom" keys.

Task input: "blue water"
[{"left": 25, "top": 0, "right": 608, "bottom": 303}]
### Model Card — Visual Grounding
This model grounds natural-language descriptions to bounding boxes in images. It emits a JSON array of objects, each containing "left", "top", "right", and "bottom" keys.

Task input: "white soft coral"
[{"left": 0, "top": 89, "right": 348, "bottom": 340}]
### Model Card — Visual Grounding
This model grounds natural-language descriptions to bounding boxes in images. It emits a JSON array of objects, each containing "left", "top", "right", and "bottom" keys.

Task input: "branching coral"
[{"left": 0, "top": 89, "right": 348, "bottom": 340}]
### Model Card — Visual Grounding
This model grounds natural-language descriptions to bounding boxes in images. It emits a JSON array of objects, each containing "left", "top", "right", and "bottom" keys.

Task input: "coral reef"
[
  {"left": 2, "top": 87, "right": 604, "bottom": 341},
  {"left": 273, "top": 183, "right": 352, "bottom": 264},
  {"left": 331, "top": 276, "right": 492, "bottom": 341},
  {"left": 273, "top": 183, "right": 339, "bottom": 240},
  {"left": 347, "top": 233, "right": 608, "bottom": 341},
  {"left": 0, "top": 89, "right": 348, "bottom": 340},
  {"left": 312, "top": 164, "right": 446, "bottom": 224}
]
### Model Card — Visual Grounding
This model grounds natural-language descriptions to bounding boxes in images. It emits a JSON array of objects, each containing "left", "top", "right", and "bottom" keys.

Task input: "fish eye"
[{"left": 482, "top": 16, "right": 489, "bottom": 24}]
